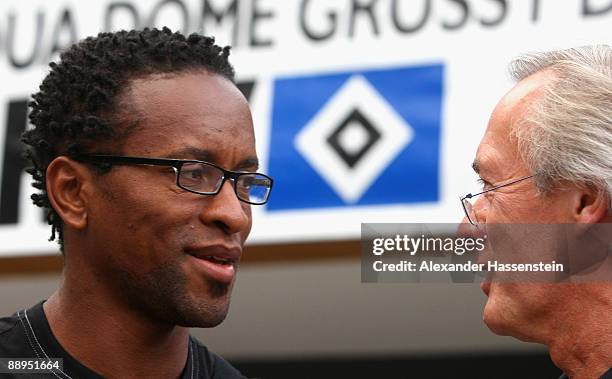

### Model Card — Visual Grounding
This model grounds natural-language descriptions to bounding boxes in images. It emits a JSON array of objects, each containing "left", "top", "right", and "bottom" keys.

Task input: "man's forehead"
[
  {"left": 490, "top": 72, "right": 551, "bottom": 134},
  {"left": 114, "top": 71, "right": 256, "bottom": 168},
  {"left": 167, "top": 146, "right": 259, "bottom": 170},
  {"left": 502, "top": 70, "right": 552, "bottom": 109},
  {"left": 126, "top": 71, "right": 246, "bottom": 117},
  {"left": 124, "top": 72, "right": 249, "bottom": 124},
  {"left": 474, "top": 71, "right": 554, "bottom": 176}
]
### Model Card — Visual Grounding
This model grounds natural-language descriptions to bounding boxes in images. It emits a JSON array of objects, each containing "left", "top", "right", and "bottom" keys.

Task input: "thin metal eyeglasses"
[
  {"left": 460, "top": 174, "right": 534, "bottom": 226},
  {"left": 76, "top": 155, "right": 274, "bottom": 205}
]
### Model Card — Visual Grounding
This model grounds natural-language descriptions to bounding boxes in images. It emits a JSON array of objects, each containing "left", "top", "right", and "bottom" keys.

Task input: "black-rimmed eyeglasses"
[
  {"left": 460, "top": 174, "right": 534, "bottom": 226},
  {"left": 75, "top": 155, "right": 273, "bottom": 205}
]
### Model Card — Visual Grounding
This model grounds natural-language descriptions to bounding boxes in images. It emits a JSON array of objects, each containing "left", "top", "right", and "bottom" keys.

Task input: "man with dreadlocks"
[{"left": 0, "top": 27, "right": 273, "bottom": 378}]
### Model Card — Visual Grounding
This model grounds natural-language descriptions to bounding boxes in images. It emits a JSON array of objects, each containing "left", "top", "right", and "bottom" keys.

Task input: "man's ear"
[
  {"left": 46, "top": 157, "right": 93, "bottom": 230},
  {"left": 570, "top": 184, "right": 610, "bottom": 223}
]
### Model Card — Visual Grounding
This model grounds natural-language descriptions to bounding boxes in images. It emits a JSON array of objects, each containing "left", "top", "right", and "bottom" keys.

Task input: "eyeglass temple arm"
[
  {"left": 465, "top": 174, "right": 535, "bottom": 199},
  {"left": 76, "top": 155, "right": 185, "bottom": 167}
]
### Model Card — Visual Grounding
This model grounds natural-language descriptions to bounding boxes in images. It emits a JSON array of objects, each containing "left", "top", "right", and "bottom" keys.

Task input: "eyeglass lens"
[
  {"left": 462, "top": 198, "right": 476, "bottom": 225},
  {"left": 178, "top": 162, "right": 271, "bottom": 204}
]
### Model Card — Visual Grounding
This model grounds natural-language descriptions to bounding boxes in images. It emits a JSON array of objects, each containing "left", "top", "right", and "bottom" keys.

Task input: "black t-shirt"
[
  {"left": 559, "top": 368, "right": 612, "bottom": 379},
  {"left": 0, "top": 301, "right": 246, "bottom": 378}
]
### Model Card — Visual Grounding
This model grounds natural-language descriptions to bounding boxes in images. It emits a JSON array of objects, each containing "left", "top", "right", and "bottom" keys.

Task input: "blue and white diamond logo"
[
  {"left": 295, "top": 75, "right": 413, "bottom": 203},
  {"left": 267, "top": 64, "right": 444, "bottom": 211}
]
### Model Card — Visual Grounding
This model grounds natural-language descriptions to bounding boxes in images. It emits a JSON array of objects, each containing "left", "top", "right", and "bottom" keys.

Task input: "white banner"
[{"left": 0, "top": 0, "right": 610, "bottom": 256}]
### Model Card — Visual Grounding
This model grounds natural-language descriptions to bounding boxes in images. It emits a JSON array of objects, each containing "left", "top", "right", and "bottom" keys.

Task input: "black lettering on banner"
[
  {"left": 532, "top": 0, "right": 541, "bottom": 22},
  {"left": 392, "top": 0, "right": 431, "bottom": 34},
  {"left": 49, "top": 8, "right": 78, "bottom": 59},
  {"left": 201, "top": 0, "right": 239, "bottom": 46},
  {"left": 480, "top": 0, "right": 507, "bottom": 27},
  {"left": 249, "top": 0, "right": 274, "bottom": 47},
  {"left": 299, "top": 0, "right": 337, "bottom": 41},
  {"left": 7, "top": 11, "right": 44, "bottom": 69},
  {"left": 583, "top": 0, "right": 612, "bottom": 16},
  {"left": 349, "top": 0, "right": 380, "bottom": 37},
  {"left": 147, "top": 0, "right": 189, "bottom": 33},
  {"left": 105, "top": 2, "right": 142, "bottom": 31},
  {"left": 236, "top": 81, "right": 256, "bottom": 102},
  {"left": 0, "top": 100, "right": 28, "bottom": 224},
  {"left": 442, "top": 0, "right": 469, "bottom": 30}
]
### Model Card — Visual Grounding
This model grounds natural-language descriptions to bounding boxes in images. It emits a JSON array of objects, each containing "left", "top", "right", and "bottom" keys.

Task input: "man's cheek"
[
  {"left": 244, "top": 218, "right": 253, "bottom": 241},
  {"left": 240, "top": 208, "right": 254, "bottom": 243},
  {"left": 491, "top": 196, "right": 525, "bottom": 221}
]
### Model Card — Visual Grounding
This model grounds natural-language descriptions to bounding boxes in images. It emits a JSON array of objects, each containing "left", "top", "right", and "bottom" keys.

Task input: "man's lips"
[
  {"left": 481, "top": 271, "right": 494, "bottom": 296},
  {"left": 185, "top": 245, "right": 242, "bottom": 284},
  {"left": 481, "top": 280, "right": 491, "bottom": 296}
]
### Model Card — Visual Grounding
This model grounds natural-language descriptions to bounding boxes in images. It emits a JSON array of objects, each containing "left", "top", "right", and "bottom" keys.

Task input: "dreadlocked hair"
[{"left": 22, "top": 27, "right": 235, "bottom": 250}]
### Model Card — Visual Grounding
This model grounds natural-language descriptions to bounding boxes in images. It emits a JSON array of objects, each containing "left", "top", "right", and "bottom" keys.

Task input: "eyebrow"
[
  {"left": 234, "top": 157, "right": 259, "bottom": 171},
  {"left": 169, "top": 146, "right": 214, "bottom": 161},
  {"left": 167, "top": 146, "right": 259, "bottom": 171},
  {"left": 471, "top": 159, "right": 480, "bottom": 174}
]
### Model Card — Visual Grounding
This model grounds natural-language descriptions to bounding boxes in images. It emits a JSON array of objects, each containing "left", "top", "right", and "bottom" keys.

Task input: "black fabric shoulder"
[
  {"left": 210, "top": 352, "right": 247, "bottom": 379},
  {"left": 0, "top": 309, "right": 59, "bottom": 378},
  {"left": 1, "top": 304, "right": 245, "bottom": 379},
  {"left": 0, "top": 311, "right": 32, "bottom": 359},
  {"left": 190, "top": 337, "right": 247, "bottom": 379},
  {"left": 0, "top": 313, "right": 19, "bottom": 336},
  {"left": 560, "top": 368, "right": 612, "bottom": 379}
]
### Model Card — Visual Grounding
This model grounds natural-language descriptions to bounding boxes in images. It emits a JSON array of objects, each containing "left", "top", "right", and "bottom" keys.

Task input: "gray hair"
[{"left": 509, "top": 45, "right": 612, "bottom": 202}]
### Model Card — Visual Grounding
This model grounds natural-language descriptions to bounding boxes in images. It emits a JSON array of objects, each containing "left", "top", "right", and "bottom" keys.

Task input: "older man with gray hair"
[{"left": 462, "top": 45, "right": 611, "bottom": 379}]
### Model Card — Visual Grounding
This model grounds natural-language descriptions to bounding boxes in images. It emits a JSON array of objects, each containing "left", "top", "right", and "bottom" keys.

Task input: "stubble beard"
[{"left": 116, "top": 258, "right": 234, "bottom": 328}]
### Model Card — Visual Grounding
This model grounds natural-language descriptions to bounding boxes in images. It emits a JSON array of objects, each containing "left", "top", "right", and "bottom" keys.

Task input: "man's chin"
[
  {"left": 482, "top": 302, "right": 538, "bottom": 343},
  {"left": 170, "top": 277, "right": 234, "bottom": 327},
  {"left": 177, "top": 314, "right": 228, "bottom": 328},
  {"left": 174, "top": 300, "right": 231, "bottom": 328},
  {"left": 483, "top": 312, "right": 509, "bottom": 337},
  {"left": 482, "top": 301, "right": 506, "bottom": 335}
]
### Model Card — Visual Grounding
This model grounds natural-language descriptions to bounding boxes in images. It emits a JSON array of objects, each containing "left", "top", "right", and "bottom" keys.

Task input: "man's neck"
[
  {"left": 546, "top": 286, "right": 612, "bottom": 379},
  {"left": 44, "top": 279, "right": 190, "bottom": 379}
]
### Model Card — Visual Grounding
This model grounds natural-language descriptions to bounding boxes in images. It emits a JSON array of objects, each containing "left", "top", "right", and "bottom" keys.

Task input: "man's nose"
[
  {"left": 199, "top": 180, "right": 251, "bottom": 235},
  {"left": 472, "top": 197, "right": 489, "bottom": 225}
]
